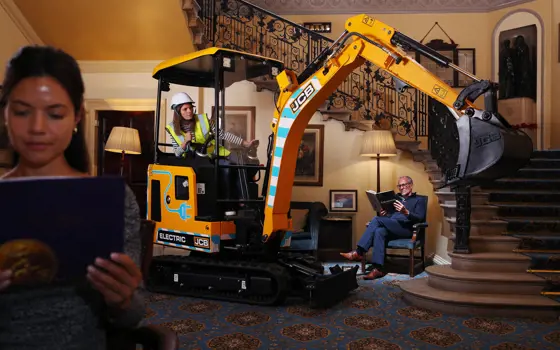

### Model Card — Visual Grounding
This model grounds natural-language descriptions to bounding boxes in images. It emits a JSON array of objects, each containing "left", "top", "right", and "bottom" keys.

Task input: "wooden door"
[{"left": 97, "top": 110, "right": 154, "bottom": 218}]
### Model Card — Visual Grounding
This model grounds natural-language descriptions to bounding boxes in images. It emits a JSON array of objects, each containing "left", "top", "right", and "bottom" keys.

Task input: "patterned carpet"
[{"left": 140, "top": 265, "right": 560, "bottom": 350}]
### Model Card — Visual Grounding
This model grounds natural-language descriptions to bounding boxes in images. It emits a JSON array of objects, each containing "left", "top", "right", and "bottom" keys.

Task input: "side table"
[{"left": 318, "top": 215, "right": 353, "bottom": 261}]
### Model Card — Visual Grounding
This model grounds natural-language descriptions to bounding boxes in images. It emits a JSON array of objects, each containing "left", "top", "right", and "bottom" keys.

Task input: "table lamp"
[
  {"left": 104, "top": 126, "right": 142, "bottom": 176},
  {"left": 360, "top": 129, "right": 397, "bottom": 192}
]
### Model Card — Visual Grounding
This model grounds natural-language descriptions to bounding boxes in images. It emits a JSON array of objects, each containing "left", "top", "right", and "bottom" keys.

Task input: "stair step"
[
  {"left": 528, "top": 158, "right": 560, "bottom": 169},
  {"left": 445, "top": 217, "right": 507, "bottom": 235},
  {"left": 426, "top": 265, "right": 545, "bottom": 294},
  {"left": 531, "top": 150, "right": 560, "bottom": 159},
  {"left": 482, "top": 178, "right": 560, "bottom": 191},
  {"left": 448, "top": 251, "right": 530, "bottom": 272},
  {"left": 435, "top": 190, "right": 489, "bottom": 205},
  {"left": 440, "top": 204, "right": 497, "bottom": 220},
  {"left": 488, "top": 190, "right": 560, "bottom": 204},
  {"left": 400, "top": 278, "right": 560, "bottom": 319},
  {"left": 500, "top": 216, "right": 560, "bottom": 233},
  {"left": 516, "top": 168, "right": 560, "bottom": 179},
  {"left": 491, "top": 202, "right": 560, "bottom": 218},
  {"left": 450, "top": 234, "right": 519, "bottom": 253}
]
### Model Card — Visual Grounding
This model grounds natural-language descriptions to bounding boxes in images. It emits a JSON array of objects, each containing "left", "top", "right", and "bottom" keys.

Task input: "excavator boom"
[{"left": 262, "top": 14, "right": 533, "bottom": 241}]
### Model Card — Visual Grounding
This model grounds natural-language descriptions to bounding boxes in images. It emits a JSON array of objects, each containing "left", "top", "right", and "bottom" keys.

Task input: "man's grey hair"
[{"left": 398, "top": 176, "right": 413, "bottom": 184}]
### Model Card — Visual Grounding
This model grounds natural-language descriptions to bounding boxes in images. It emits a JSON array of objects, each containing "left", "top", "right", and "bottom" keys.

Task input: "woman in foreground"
[{"left": 0, "top": 46, "right": 144, "bottom": 349}]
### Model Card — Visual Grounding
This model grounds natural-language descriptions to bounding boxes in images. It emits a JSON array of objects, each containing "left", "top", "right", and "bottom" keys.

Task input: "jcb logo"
[
  {"left": 290, "top": 83, "right": 316, "bottom": 112},
  {"left": 194, "top": 237, "right": 210, "bottom": 248}
]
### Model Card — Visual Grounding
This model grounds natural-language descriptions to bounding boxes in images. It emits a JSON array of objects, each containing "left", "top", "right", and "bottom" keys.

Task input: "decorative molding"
[
  {"left": 77, "top": 60, "right": 162, "bottom": 74},
  {"left": 433, "top": 254, "right": 451, "bottom": 265},
  {"left": 0, "top": 0, "right": 43, "bottom": 44},
  {"left": 249, "top": 0, "right": 535, "bottom": 15}
]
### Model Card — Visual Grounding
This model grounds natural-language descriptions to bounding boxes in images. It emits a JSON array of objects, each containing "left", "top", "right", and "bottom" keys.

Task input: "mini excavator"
[{"left": 145, "top": 14, "right": 533, "bottom": 308}]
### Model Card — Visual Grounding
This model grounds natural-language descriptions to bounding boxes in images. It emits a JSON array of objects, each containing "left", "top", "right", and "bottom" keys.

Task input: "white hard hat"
[{"left": 171, "top": 92, "right": 195, "bottom": 110}]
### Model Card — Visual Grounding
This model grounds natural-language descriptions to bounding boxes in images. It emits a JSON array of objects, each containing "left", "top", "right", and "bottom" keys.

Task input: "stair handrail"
[{"left": 197, "top": 0, "right": 426, "bottom": 139}]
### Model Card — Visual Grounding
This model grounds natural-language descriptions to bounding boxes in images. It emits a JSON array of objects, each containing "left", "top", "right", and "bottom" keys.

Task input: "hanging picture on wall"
[
  {"left": 329, "top": 189, "right": 358, "bottom": 212},
  {"left": 211, "top": 106, "right": 256, "bottom": 150},
  {"left": 294, "top": 124, "right": 324, "bottom": 187}
]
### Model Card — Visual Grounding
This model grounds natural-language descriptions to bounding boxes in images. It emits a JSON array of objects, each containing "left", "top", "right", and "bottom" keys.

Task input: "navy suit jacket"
[{"left": 377, "top": 193, "right": 427, "bottom": 237}]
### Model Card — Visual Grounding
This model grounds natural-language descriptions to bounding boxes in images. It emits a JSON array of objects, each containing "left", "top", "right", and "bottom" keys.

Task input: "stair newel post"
[{"left": 453, "top": 184, "right": 471, "bottom": 253}]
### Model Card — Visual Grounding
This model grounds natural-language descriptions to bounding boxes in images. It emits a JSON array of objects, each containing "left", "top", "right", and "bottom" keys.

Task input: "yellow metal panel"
[{"left": 147, "top": 164, "right": 235, "bottom": 253}]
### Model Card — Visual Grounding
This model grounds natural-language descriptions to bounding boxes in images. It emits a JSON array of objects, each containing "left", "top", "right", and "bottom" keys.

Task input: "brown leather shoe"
[
  {"left": 340, "top": 250, "right": 363, "bottom": 262},
  {"left": 363, "top": 268, "right": 386, "bottom": 280}
]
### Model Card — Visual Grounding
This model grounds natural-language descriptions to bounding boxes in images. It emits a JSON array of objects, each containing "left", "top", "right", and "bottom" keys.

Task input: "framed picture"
[
  {"left": 294, "top": 124, "right": 324, "bottom": 187},
  {"left": 329, "top": 189, "right": 358, "bottom": 212},
  {"left": 212, "top": 106, "right": 256, "bottom": 149}
]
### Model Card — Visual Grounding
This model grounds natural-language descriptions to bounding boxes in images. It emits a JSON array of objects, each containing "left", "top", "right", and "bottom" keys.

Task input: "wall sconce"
[{"left": 303, "top": 22, "right": 331, "bottom": 33}]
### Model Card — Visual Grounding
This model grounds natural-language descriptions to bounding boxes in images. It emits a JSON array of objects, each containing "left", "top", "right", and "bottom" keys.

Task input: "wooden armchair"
[{"left": 363, "top": 199, "right": 429, "bottom": 277}]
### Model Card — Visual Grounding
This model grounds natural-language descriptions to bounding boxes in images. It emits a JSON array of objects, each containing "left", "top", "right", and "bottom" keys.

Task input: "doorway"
[{"left": 97, "top": 110, "right": 154, "bottom": 218}]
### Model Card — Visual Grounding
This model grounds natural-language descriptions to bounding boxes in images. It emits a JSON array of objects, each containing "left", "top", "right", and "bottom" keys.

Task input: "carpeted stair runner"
[{"left": 482, "top": 150, "right": 560, "bottom": 302}]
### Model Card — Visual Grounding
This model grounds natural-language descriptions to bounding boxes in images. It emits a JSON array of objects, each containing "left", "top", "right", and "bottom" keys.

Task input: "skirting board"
[{"left": 433, "top": 254, "right": 451, "bottom": 265}]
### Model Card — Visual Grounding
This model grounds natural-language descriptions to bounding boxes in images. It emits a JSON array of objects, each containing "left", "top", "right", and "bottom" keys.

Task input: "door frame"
[{"left": 84, "top": 99, "right": 167, "bottom": 176}]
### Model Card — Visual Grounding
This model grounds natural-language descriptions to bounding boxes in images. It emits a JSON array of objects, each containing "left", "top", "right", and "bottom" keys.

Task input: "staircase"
[
  {"left": 400, "top": 150, "right": 560, "bottom": 319},
  {"left": 182, "top": 0, "right": 428, "bottom": 138}
]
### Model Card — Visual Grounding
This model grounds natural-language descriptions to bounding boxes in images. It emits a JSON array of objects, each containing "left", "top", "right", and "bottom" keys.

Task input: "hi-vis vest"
[{"left": 166, "top": 113, "right": 230, "bottom": 157}]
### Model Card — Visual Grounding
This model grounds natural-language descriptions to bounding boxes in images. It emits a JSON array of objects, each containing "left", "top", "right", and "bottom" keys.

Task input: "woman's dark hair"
[{"left": 0, "top": 45, "right": 89, "bottom": 173}]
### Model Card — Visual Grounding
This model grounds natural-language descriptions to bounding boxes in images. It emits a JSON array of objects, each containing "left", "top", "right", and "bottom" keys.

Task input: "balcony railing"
[{"left": 195, "top": 0, "right": 428, "bottom": 139}]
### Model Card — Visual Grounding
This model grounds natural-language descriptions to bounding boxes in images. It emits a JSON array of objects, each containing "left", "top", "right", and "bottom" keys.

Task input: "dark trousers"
[
  {"left": 357, "top": 216, "right": 413, "bottom": 266},
  {"left": 218, "top": 158, "right": 250, "bottom": 211}
]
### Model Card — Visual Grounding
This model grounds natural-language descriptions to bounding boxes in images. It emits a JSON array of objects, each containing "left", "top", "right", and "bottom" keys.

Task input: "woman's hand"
[
  {"left": 87, "top": 253, "right": 142, "bottom": 310},
  {"left": 243, "top": 139, "right": 258, "bottom": 148},
  {"left": 0, "top": 270, "right": 12, "bottom": 291},
  {"left": 394, "top": 200, "right": 409, "bottom": 216},
  {"left": 379, "top": 209, "right": 387, "bottom": 216},
  {"left": 182, "top": 132, "right": 194, "bottom": 149}
]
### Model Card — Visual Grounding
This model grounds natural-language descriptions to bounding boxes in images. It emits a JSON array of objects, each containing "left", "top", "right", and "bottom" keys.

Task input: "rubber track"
[{"left": 146, "top": 254, "right": 292, "bottom": 306}]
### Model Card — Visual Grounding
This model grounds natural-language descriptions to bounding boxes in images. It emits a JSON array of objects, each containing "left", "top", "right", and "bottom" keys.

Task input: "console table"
[{"left": 318, "top": 215, "right": 353, "bottom": 261}]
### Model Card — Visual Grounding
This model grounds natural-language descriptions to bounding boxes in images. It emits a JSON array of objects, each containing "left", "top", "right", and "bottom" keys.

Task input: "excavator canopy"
[{"left": 152, "top": 47, "right": 285, "bottom": 88}]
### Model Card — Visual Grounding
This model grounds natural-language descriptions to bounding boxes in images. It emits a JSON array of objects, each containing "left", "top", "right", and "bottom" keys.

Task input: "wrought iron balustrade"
[{"left": 195, "top": 0, "right": 428, "bottom": 139}]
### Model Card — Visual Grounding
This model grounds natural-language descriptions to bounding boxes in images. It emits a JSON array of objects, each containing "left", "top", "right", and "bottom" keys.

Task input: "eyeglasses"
[{"left": 397, "top": 182, "right": 411, "bottom": 188}]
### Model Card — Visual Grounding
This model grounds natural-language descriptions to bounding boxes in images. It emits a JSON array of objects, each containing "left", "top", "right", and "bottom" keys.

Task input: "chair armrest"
[
  {"left": 411, "top": 222, "right": 428, "bottom": 242},
  {"left": 412, "top": 223, "right": 428, "bottom": 230},
  {"left": 114, "top": 325, "right": 179, "bottom": 350}
]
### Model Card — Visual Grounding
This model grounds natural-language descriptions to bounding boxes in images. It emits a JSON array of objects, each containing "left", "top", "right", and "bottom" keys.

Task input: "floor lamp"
[
  {"left": 360, "top": 129, "right": 397, "bottom": 192},
  {"left": 104, "top": 126, "right": 142, "bottom": 176}
]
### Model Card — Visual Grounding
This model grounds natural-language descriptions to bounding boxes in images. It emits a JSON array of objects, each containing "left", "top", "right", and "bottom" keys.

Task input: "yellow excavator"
[{"left": 145, "top": 14, "right": 533, "bottom": 308}]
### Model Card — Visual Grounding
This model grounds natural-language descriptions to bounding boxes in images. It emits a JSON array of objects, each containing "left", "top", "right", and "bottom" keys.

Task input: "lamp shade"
[
  {"left": 360, "top": 129, "right": 397, "bottom": 157},
  {"left": 104, "top": 126, "right": 141, "bottom": 155}
]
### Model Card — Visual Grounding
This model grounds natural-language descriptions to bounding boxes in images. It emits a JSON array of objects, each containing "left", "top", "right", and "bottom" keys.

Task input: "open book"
[
  {"left": 0, "top": 176, "right": 126, "bottom": 286},
  {"left": 365, "top": 190, "right": 404, "bottom": 214}
]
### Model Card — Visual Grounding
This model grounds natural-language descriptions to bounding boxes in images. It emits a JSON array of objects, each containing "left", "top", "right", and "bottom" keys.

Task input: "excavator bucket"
[
  {"left": 306, "top": 265, "right": 360, "bottom": 308},
  {"left": 279, "top": 254, "right": 359, "bottom": 308},
  {"left": 429, "top": 100, "right": 533, "bottom": 186}
]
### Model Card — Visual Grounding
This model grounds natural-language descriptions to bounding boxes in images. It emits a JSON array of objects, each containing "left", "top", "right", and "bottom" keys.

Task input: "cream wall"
[
  {"left": 0, "top": 0, "right": 41, "bottom": 80},
  {"left": 199, "top": 81, "right": 444, "bottom": 260}
]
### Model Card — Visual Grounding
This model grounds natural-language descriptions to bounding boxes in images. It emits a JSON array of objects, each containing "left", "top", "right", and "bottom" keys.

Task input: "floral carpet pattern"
[{"left": 141, "top": 271, "right": 560, "bottom": 349}]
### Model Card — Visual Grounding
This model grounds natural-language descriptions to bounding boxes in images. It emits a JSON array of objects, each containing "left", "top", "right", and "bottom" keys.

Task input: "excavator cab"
[{"left": 145, "top": 47, "right": 359, "bottom": 308}]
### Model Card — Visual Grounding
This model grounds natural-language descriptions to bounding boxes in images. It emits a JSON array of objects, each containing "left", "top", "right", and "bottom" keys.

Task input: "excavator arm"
[{"left": 261, "top": 14, "right": 533, "bottom": 242}]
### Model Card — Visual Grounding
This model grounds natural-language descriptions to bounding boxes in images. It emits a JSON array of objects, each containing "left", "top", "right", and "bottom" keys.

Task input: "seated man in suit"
[{"left": 340, "top": 176, "right": 427, "bottom": 280}]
